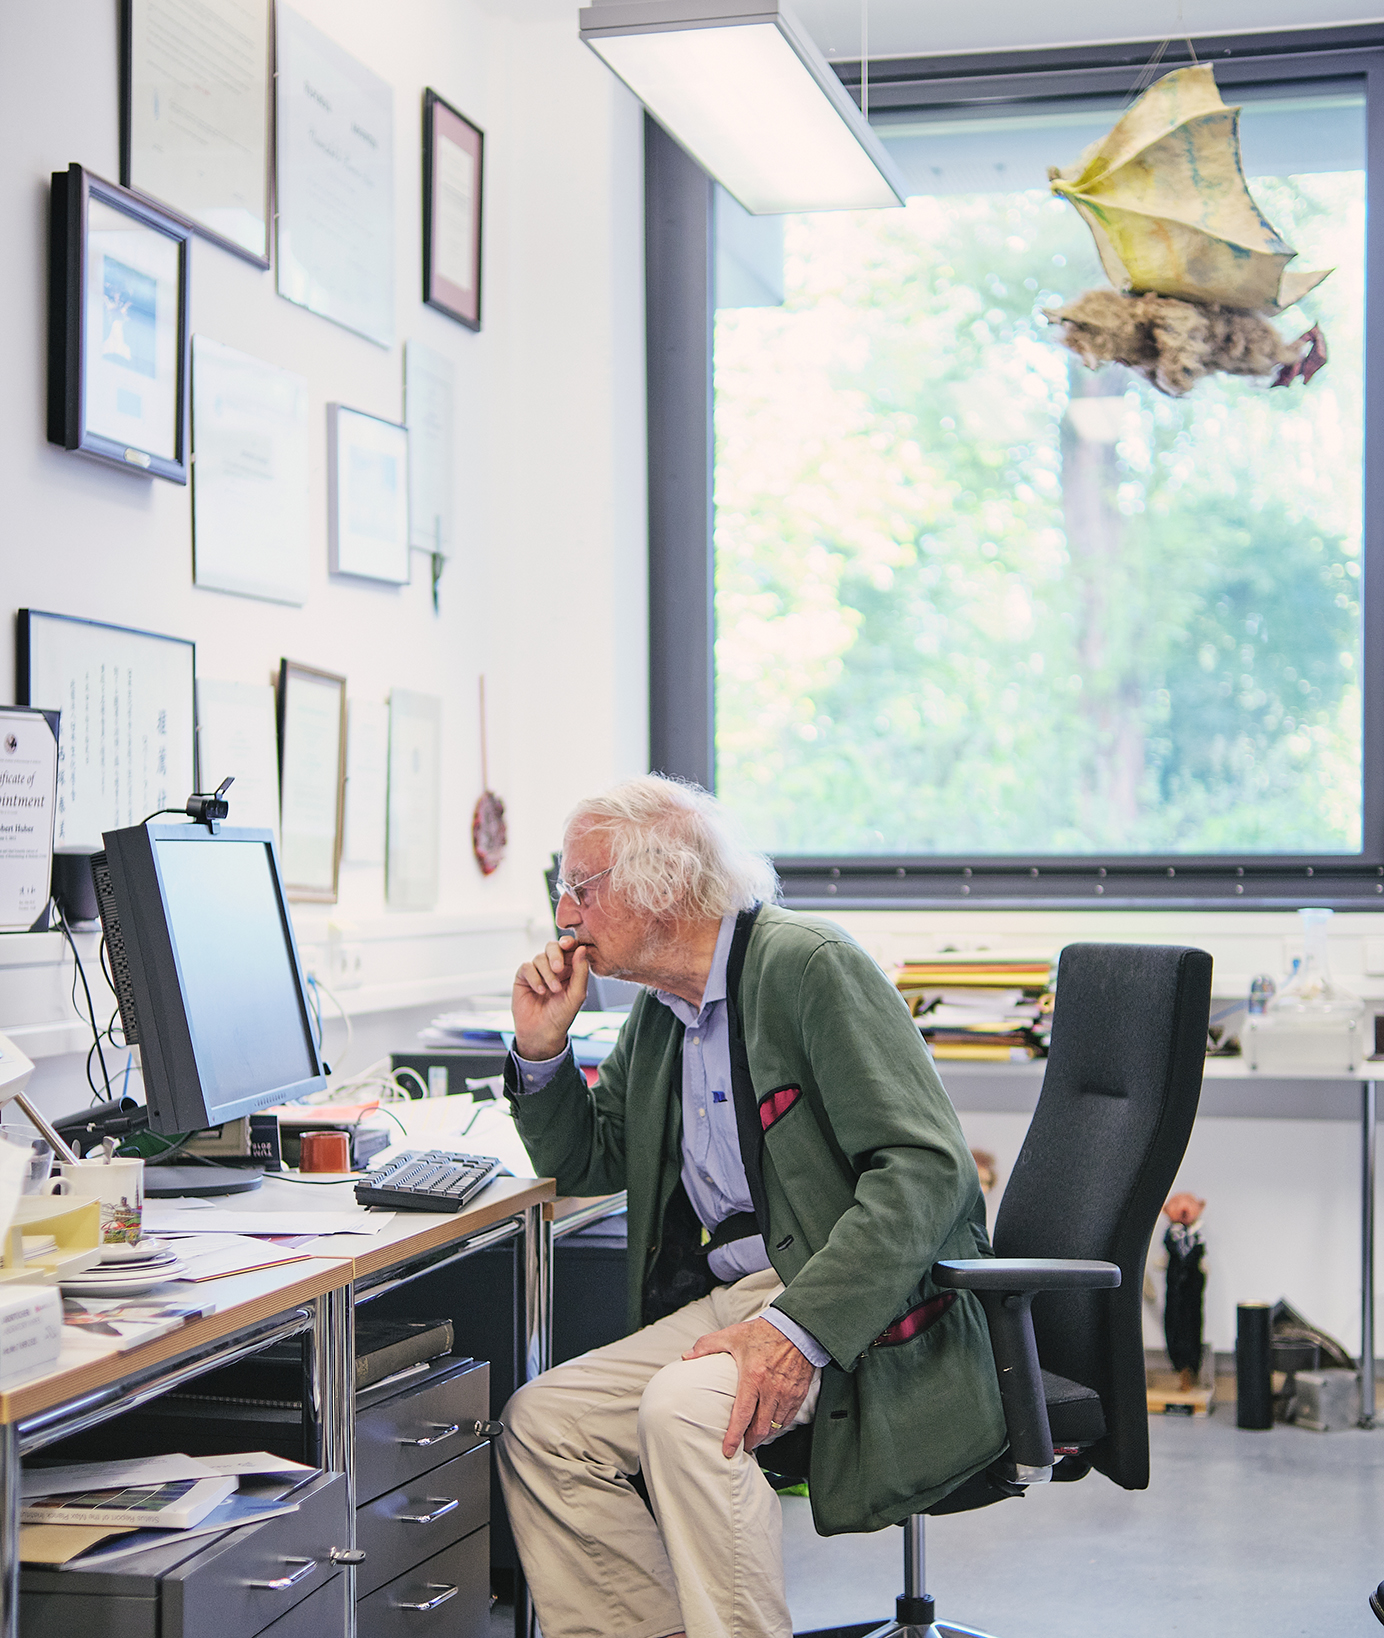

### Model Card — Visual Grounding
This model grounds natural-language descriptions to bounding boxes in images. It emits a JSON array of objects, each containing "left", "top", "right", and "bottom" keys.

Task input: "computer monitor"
[{"left": 93, "top": 822, "right": 327, "bottom": 1140}]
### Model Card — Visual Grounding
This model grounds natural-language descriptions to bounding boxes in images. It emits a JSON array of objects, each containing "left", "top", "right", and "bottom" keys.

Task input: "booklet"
[
  {"left": 57, "top": 1495, "right": 303, "bottom": 1569},
  {"left": 61, "top": 1296, "right": 218, "bottom": 1352},
  {"left": 21, "top": 1475, "right": 236, "bottom": 1529}
]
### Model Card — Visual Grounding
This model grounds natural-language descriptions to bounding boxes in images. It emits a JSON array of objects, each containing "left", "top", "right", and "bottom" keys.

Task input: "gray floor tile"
[
  {"left": 784, "top": 1413, "right": 1384, "bottom": 1637},
  {"left": 497, "top": 1412, "right": 1384, "bottom": 1636}
]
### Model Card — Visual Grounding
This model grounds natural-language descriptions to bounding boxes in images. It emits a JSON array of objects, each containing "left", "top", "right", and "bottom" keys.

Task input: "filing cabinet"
[
  {"left": 20, "top": 1472, "right": 350, "bottom": 1638},
  {"left": 353, "top": 1356, "right": 491, "bottom": 1635}
]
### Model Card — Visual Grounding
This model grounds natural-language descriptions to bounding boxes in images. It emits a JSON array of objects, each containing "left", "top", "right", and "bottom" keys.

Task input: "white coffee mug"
[{"left": 52, "top": 1156, "right": 144, "bottom": 1245}]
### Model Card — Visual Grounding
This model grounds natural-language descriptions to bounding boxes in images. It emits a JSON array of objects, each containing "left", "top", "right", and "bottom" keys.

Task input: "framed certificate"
[
  {"left": 16, "top": 609, "right": 197, "bottom": 852},
  {"left": 277, "top": 660, "right": 346, "bottom": 902},
  {"left": 0, "top": 707, "right": 60, "bottom": 934},
  {"left": 328, "top": 405, "right": 410, "bottom": 585},
  {"left": 423, "top": 89, "right": 484, "bottom": 331},
  {"left": 276, "top": 6, "right": 395, "bottom": 347},
  {"left": 120, "top": 0, "right": 273, "bottom": 266},
  {"left": 48, "top": 165, "right": 192, "bottom": 483}
]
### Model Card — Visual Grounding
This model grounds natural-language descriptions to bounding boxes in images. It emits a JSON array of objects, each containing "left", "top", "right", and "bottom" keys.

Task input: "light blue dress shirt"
[{"left": 513, "top": 913, "right": 828, "bottom": 1366}]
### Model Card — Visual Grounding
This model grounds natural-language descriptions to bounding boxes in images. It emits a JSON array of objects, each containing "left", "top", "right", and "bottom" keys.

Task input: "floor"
[{"left": 495, "top": 1407, "right": 1384, "bottom": 1637}]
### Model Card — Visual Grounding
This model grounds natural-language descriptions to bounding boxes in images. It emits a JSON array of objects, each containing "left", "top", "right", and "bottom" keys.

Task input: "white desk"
[{"left": 941, "top": 1056, "right": 1383, "bottom": 1428}]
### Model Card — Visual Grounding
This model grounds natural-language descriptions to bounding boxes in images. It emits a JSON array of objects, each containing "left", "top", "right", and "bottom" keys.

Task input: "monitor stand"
[{"left": 144, "top": 1165, "right": 263, "bottom": 1197}]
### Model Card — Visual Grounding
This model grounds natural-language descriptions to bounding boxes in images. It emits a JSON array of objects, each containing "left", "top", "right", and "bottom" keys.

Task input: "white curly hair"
[{"left": 564, "top": 775, "right": 778, "bottom": 920}]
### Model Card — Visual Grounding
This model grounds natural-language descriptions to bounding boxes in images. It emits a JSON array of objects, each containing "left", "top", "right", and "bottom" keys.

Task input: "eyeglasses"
[{"left": 554, "top": 864, "right": 614, "bottom": 908}]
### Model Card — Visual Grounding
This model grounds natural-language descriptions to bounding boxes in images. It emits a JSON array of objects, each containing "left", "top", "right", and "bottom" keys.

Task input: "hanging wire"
[{"left": 861, "top": 0, "right": 869, "bottom": 122}]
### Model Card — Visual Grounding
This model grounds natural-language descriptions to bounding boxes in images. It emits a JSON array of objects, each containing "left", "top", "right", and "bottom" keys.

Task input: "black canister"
[{"left": 1236, "top": 1302, "right": 1274, "bottom": 1429}]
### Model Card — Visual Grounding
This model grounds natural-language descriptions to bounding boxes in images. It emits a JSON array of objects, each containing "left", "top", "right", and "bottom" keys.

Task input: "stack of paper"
[
  {"left": 895, "top": 960, "right": 1055, "bottom": 1061},
  {"left": 19, "top": 1452, "right": 314, "bottom": 1568}
]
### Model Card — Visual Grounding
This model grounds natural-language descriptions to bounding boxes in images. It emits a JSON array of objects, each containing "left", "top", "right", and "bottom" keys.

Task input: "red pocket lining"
[{"left": 758, "top": 1084, "right": 802, "bottom": 1131}]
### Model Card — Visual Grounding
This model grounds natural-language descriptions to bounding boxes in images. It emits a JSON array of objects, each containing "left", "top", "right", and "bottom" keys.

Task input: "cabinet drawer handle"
[
  {"left": 397, "top": 1497, "right": 460, "bottom": 1525},
  {"left": 247, "top": 1557, "right": 317, "bottom": 1591},
  {"left": 395, "top": 1582, "right": 458, "bottom": 1611},
  {"left": 330, "top": 1547, "right": 367, "bottom": 1564},
  {"left": 399, "top": 1422, "right": 459, "bottom": 1448}
]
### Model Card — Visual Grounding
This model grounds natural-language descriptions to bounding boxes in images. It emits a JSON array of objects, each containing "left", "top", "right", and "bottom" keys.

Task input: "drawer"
[
  {"left": 356, "top": 1358, "right": 489, "bottom": 1505},
  {"left": 165, "top": 1472, "right": 350, "bottom": 1638},
  {"left": 355, "top": 1443, "right": 489, "bottom": 1598},
  {"left": 356, "top": 1528, "right": 489, "bottom": 1638},
  {"left": 22, "top": 1473, "right": 349, "bottom": 1638},
  {"left": 21, "top": 1592, "right": 156, "bottom": 1638},
  {"left": 257, "top": 1574, "right": 347, "bottom": 1638}
]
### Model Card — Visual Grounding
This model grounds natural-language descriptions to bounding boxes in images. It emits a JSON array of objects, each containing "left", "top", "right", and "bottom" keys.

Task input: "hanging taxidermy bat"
[{"left": 1046, "top": 64, "right": 1331, "bottom": 396}]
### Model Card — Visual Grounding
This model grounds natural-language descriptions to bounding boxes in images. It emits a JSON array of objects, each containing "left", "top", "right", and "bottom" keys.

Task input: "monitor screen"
[
  {"left": 154, "top": 834, "right": 319, "bottom": 1111},
  {"left": 94, "top": 822, "right": 326, "bottom": 1134}
]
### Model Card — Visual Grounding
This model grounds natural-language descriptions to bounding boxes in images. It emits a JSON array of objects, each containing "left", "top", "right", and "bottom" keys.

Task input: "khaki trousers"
[{"left": 496, "top": 1267, "right": 822, "bottom": 1638}]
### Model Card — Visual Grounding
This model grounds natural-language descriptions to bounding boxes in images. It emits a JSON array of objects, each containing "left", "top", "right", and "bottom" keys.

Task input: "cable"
[
  {"left": 305, "top": 974, "right": 353, "bottom": 1074},
  {"left": 53, "top": 898, "right": 112, "bottom": 1103}
]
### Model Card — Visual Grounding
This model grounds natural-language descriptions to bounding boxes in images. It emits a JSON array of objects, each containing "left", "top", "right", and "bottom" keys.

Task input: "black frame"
[
  {"left": 422, "top": 87, "right": 484, "bottom": 331},
  {"left": 48, "top": 163, "right": 192, "bottom": 483},
  {"left": 118, "top": 0, "right": 274, "bottom": 269},
  {"left": 648, "top": 24, "right": 1384, "bottom": 908},
  {"left": 275, "top": 658, "right": 347, "bottom": 904},
  {"left": 16, "top": 608, "right": 199, "bottom": 839}
]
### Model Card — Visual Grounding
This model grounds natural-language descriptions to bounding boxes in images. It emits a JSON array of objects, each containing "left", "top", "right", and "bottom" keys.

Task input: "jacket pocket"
[
  {"left": 872, "top": 1290, "right": 956, "bottom": 1347},
  {"left": 758, "top": 1083, "right": 802, "bottom": 1131}
]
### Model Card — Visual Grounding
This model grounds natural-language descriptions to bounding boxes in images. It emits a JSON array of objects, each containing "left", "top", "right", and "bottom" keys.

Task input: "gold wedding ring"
[{"left": 769, "top": 1420, "right": 783, "bottom": 1429}]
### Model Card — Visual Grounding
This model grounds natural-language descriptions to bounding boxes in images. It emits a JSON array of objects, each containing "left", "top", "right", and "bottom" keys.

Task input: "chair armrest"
[
  {"left": 933, "top": 1258, "right": 1120, "bottom": 1292},
  {"left": 929, "top": 1259, "right": 1119, "bottom": 1483}
]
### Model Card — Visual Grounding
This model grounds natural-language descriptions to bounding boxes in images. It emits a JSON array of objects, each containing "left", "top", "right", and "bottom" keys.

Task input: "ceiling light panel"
[{"left": 580, "top": 3, "right": 906, "bottom": 214}]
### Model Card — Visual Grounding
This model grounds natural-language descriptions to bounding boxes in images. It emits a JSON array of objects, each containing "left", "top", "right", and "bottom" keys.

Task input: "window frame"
[{"left": 646, "top": 23, "right": 1384, "bottom": 908}]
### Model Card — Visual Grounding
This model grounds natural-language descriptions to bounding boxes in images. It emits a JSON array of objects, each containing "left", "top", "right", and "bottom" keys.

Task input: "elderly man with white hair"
[{"left": 497, "top": 775, "right": 1004, "bottom": 1638}]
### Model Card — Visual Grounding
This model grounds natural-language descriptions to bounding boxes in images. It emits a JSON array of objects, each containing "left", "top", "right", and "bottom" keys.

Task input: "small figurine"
[{"left": 1162, "top": 1192, "right": 1207, "bottom": 1391}]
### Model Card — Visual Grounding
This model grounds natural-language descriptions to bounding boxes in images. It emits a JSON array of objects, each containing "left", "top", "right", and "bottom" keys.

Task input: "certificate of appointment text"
[{"left": 275, "top": 7, "right": 394, "bottom": 347}]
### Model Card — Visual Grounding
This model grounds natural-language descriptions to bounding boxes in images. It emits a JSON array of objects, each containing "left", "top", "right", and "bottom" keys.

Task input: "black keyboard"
[{"left": 354, "top": 1150, "right": 505, "bottom": 1213}]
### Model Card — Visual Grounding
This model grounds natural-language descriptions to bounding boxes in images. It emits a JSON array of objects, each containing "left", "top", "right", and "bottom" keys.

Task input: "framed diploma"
[
  {"left": 192, "top": 336, "right": 311, "bottom": 605},
  {"left": 276, "top": 6, "right": 395, "bottom": 347},
  {"left": 277, "top": 661, "right": 347, "bottom": 903},
  {"left": 16, "top": 609, "right": 197, "bottom": 852},
  {"left": 120, "top": 0, "right": 273, "bottom": 266},
  {"left": 423, "top": 89, "right": 484, "bottom": 331},
  {"left": 327, "top": 405, "right": 410, "bottom": 585},
  {"left": 48, "top": 165, "right": 192, "bottom": 483},
  {"left": 386, "top": 689, "right": 441, "bottom": 911}
]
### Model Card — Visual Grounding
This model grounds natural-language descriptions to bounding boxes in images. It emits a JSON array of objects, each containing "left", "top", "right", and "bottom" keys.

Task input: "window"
[{"left": 645, "top": 31, "right": 1384, "bottom": 903}]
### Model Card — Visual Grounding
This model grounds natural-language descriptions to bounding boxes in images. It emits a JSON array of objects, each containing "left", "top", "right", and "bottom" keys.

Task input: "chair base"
[{"left": 864, "top": 1623, "right": 996, "bottom": 1638}]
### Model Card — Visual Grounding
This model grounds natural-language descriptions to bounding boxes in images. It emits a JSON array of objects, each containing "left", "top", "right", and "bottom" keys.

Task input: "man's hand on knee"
[{"left": 682, "top": 1316, "right": 815, "bottom": 1459}]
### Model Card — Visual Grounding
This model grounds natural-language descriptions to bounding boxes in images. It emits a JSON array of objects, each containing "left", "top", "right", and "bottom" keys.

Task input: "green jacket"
[{"left": 509, "top": 905, "right": 1007, "bottom": 1533}]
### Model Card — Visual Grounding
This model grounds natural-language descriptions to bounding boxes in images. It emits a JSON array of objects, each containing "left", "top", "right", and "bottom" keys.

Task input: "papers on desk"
[
  {"left": 162, "top": 1234, "right": 309, "bottom": 1282},
  {"left": 144, "top": 1207, "right": 395, "bottom": 1237},
  {"left": 421, "top": 1008, "right": 625, "bottom": 1065}
]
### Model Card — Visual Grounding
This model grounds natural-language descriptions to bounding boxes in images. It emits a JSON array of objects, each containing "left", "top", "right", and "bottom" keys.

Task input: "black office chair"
[{"left": 789, "top": 941, "right": 1213, "bottom": 1638}]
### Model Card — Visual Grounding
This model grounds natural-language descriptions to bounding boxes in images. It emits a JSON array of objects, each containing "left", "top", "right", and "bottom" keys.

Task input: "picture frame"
[
  {"left": 276, "top": 660, "right": 347, "bottom": 903},
  {"left": 16, "top": 609, "right": 197, "bottom": 851},
  {"left": 277, "top": 7, "right": 395, "bottom": 347},
  {"left": 48, "top": 164, "right": 192, "bottom": 483},
  {"left": 423, "top": 89, "right": 484, "bottom": 331},
  {"left": 327, "top": 405, "right": 411, "bottom": 585},
  {"left": 119, "top": 0, "right": 274, "bottom": 267}
]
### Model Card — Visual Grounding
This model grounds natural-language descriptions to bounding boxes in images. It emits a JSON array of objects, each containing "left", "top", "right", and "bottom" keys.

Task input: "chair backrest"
[{"left": 992, "top": 942, "right": 1211, "bottom": 1490}]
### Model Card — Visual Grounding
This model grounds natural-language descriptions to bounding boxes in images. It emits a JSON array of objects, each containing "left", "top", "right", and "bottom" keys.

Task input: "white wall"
[{"left": 0, "top": 0, "right": 648, "bottom": 1111}]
